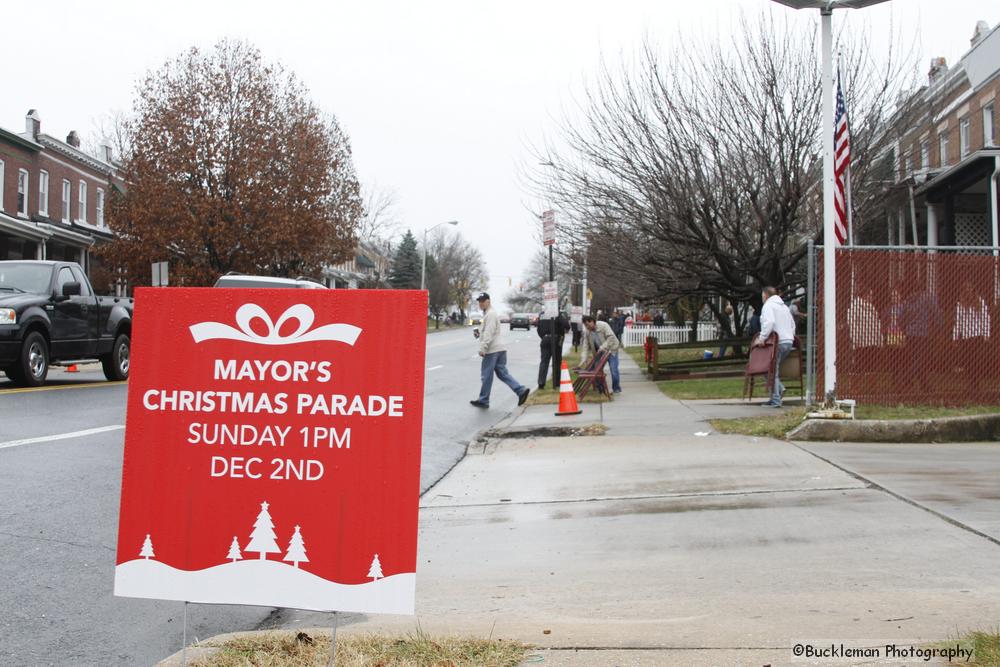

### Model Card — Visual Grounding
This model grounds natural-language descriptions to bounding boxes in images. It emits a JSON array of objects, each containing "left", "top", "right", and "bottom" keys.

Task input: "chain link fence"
[{"left": 808, "top": 246, "right": 1000, "bottom": 406}]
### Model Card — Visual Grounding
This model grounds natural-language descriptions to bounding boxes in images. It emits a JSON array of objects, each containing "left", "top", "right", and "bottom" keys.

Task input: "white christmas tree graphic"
[
  {"left": 139, "top": 534, "right": 154, "bottom": 560},
  {"left": 367, "top": 553, "right": 383, "bottom": 582},
  {"left": 245, "top": 501, "right": 281, "bottom": 560},
  {"left": 227, "top": 536, "right": 243, "bottom": 563},
  {"left": 283, "top": 525, "right": 309, "bottom": 569}
]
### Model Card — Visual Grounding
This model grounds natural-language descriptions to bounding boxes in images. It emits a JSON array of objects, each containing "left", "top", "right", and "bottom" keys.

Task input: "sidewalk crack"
[{"left": 420, "top": 485, "right": 866, "bottom": 510}]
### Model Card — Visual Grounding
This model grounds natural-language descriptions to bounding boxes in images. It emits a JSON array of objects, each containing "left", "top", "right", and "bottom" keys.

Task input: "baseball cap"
[{"left": 476, "top": 292, "right": 490, "bottom": 302}]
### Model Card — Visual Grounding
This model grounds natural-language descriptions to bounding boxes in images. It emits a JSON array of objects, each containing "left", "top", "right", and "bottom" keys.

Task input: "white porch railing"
[{"left": 621, "top": 322, "right": 718, "bottom": 348}]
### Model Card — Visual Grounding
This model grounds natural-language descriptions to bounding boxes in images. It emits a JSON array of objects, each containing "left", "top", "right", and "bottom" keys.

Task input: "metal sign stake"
[{"left": 327, "top": 612, "right": 339, "bottom": 667}]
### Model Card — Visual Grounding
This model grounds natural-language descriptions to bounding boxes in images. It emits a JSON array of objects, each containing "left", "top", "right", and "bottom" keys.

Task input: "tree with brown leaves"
[{"left": 102, "top": 40, "right": 362, "bottom": 286}]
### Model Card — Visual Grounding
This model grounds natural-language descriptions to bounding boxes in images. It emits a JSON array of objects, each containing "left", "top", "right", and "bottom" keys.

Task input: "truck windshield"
[{"left": 0, "top": 263, "right": 53, "bottom": 295}]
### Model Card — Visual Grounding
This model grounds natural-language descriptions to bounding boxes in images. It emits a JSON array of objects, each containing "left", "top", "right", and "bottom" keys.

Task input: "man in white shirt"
[
  {"left": 470, "top": 292, "right": 530, "bottom": 408},
  {"left": 753, "top": 286, "right": 796, "bottom": 407}
]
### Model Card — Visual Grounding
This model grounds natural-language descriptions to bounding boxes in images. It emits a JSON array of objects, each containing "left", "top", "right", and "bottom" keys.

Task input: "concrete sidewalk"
[{"left": 252, "top": 353, "right": 1000, "bottom": 666}]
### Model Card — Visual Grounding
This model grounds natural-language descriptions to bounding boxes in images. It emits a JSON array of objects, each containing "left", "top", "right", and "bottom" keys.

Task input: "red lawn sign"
[{"left": 114, "top": 288, "right": 427, "bottom": 614}]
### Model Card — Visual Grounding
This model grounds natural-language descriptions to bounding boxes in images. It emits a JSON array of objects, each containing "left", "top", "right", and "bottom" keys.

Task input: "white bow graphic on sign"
[{"left": 189, "top": 303, "right": 362, "bottom": 346}]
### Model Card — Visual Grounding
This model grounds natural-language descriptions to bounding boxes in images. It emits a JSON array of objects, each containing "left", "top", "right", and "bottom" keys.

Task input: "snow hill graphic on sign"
[
  {"left": 113, "top": 501, "right": 410, "bottom": 614},
  {"left": 189, "top": 303, "right": 362, "bottom": 346},
  {"left": 114, "top": 561, "right": 414, "bottom": 614}
]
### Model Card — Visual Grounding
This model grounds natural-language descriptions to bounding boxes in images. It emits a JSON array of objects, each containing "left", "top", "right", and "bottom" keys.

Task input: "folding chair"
[
  {"left": 743, "top": 334, "right": 777, "bottom": 402},
  {"left": 573, "top": 350, "right": 613, "bottom": 400}
]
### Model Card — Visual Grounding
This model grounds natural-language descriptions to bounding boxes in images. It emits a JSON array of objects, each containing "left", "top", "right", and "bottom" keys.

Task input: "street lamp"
[
  {"left": 770, "top": 0, "right": 890, "bottom": 403},
  {"left": 421, "top": 220, "right": 459, "bottom": 291}
]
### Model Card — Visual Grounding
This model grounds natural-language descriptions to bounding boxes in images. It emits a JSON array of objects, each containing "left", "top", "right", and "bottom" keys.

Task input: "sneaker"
[
  {"left": 766, "top": 401, "right": 783, "bottom": 408},
  {"left": 469, "top": 400, "right": 488, "bottom": 408},
  {"left": 761, "top": 400, "right": 776, "bottom": 407},
  {"left": 538, "top": 384, "right": 546, "bottom": 390},
  {"left": 517, "top": 388, "right": 530, "bottom": 406}
]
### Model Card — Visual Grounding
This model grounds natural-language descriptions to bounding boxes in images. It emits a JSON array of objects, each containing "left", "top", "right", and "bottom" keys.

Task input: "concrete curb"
[{"left": 788, "top": 413, "right": 1000, "bottom": 443}]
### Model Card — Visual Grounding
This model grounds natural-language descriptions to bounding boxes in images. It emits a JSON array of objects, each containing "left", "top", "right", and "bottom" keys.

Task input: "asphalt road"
[{"left": 0, "top": 324, "right": 541, "bottom": 666}]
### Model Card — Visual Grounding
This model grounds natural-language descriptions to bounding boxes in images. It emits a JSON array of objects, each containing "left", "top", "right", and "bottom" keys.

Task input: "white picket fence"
[{"left": 621, "top": 323, "right": 718, "bottom": 348}]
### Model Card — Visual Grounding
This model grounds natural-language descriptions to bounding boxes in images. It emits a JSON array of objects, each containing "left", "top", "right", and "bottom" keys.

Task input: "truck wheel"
[
  {"left": 11, "top": 332, "right": 49, "bottom": 387},
  {"left": 102, "top": 333, "right": 130, "bottom": 381}
]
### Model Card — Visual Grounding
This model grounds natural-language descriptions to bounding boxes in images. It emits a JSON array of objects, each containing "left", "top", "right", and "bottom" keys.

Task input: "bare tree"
[
  {"left": 359, "top": 182, "right": 402, "bottom": 245},
  {"left": 532, "top": 12, "right": 915, "bottom": 337},
  {"left": 424, "top": 228, "right": 488, "bottom": 319}
]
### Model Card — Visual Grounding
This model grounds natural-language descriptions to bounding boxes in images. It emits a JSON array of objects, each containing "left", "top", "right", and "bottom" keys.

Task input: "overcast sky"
[{"left": 2, "top": 1, "right": 995, "bottom": 307}]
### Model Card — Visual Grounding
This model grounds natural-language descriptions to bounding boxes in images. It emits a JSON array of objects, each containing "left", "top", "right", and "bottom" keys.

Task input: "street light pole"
[{"left": 420, "top": 220, "right": 459, "bottom": 291}]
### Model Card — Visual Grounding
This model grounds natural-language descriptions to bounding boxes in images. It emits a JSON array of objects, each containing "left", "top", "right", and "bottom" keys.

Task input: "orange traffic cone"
[
  {"left": 66, "top": 364, "right": 79, "bottom": 373},
  {"left": 555, "top": 361, "right": 582, "bottom": 416}
]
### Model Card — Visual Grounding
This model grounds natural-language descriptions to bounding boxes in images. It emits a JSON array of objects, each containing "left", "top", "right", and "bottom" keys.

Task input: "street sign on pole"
[
  {"left": 151, "top": 261, "right": 169, "bottom": 287},
  {"left": 569, "top": 305, "right": 583, "bottom": 324},
  {"left": 543, "top": 281, "right": 558, "bottom": 318},
  {"left": 542, "top": 210, "right": 556, "bottom": 246},
  {"left": 114, "top": 288, "right": 427, "bottom": 614}
]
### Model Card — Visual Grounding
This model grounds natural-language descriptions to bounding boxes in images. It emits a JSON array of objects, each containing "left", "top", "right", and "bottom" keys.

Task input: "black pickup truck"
[{"left": 0, "top": 261, "right": 133, "bottom": 387}]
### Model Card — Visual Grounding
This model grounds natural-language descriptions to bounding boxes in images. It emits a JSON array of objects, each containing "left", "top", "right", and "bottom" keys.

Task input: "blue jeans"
[
  {"left": 772, "top": 341, "right": 794, "bottom": 403},
  {"left": 478, "top": 351, "right": 525, "bottom": 405},
  {"left": 607, "top": 352, "right": 621, "bottom": 392}
]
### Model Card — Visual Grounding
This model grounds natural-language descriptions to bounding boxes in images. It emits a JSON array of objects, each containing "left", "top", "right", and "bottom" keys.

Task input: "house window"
[
  {"left": 939, "top": 134, "right": 949, "bottom": 166},
  {"left": 62, "top": 180, "right": 71, "bottom": 222},
  {"left": 986, "top": 105, "right": 996, "bottom": 147},
  {"left": 78, "top": 181, "right": 87, "bottom": 222},
  {"left": 17, "top": 170, "right": 29, "bottom": 217},
  {"left": 904, "top": 155, "right": 912, "bottom": 177},
  {"left": 0, "top": 160, "right": 4, "bottom": 212},
  {"left": 960, "top": 117, "right": 971, "bottom": 158},
  {"left": 96, "top": 188, "right": 105, "bottom": 226},
  {"left": 920, "top": 141, "right": 929, "bottom": 169},
  {"left": 38, "top": 170, "right": 49, "bottom": 217}
]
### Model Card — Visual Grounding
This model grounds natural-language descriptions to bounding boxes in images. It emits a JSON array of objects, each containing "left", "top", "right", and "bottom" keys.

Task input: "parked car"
[
  {"left": 0, "top": 261, "right": 133, "bottom": 387},
  {"left": 214, "top": 273, "right": 327, "bottom": 289},
  {"left": 500, "top": 313, "right": 511, "bottom": 324},
  {"left": 467, "top": 311, "right": 484, "bottom": 326},
  {"left": 510, "top": 313, "right": 531, "bottom": 330},
  {"left": 529, "top": 313, "right": 540, "bottom": 327}
]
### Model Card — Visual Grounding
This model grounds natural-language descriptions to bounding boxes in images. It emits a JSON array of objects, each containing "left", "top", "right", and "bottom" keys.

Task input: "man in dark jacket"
[{"left": 537, "top": 311, "right": 570, "bottom": 389}]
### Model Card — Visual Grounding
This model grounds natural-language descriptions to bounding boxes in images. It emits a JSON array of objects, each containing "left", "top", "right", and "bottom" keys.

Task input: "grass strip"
[{"left": 194, "top": 630, "right": 531, "bottom": 667}]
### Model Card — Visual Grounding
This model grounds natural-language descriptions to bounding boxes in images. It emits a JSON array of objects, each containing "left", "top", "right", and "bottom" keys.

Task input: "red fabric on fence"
[{"left": 816, "top": 249, "right": 1000, "bottom": 406}]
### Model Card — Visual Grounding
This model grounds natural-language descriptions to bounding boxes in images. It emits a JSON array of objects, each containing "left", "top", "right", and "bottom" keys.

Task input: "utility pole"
[{"left": 542, "top": 210, "right": 559, "bottom": 390}]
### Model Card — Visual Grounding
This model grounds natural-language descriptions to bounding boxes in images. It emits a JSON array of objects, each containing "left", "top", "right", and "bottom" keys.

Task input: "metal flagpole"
[{"left": 821, "top": 6, "right": 838, "bottom": 404}]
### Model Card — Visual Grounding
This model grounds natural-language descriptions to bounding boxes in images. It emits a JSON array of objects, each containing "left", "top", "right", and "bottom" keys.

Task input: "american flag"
[{"left": 833, "top": 70, "right": 852, "bottom": 246}]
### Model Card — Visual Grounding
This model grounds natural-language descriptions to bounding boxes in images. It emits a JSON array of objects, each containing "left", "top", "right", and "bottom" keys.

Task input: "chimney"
[
  {"left": 928, "top": 57, "right": 948, "bottom": 86},
  {"left": 25, "top": 109, "right": 40, "bottom": 138},
  {"left": 100, "top": 143, "right": 113, "bottom": 163},
  {"left": 66, "top": 130, "right": 81, "bottom": 148},
  {"left": 971, "top": 20, "right": 991, "bottom": 47}
]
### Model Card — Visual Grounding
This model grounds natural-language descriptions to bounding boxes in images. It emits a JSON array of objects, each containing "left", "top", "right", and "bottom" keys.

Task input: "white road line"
[
  {"left": 0, "top": 425, "right": 125, "bottom": 450},
  {"left": 426, "top": 365, "right": 444, "bottom": 372}
]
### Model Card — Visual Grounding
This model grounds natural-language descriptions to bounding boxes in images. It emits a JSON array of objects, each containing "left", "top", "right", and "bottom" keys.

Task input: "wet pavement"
[{"left": 267, "top": 353, "right": 1000, "bottom": 665}]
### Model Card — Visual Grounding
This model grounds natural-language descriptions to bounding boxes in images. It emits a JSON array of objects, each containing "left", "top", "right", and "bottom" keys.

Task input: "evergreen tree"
[
  {"left": 367, "top": 553, "right": 383, "bottom": 581},
  {"left": 389, "top": 231, "right": 422, "bottom": 289},
  {"left": 283, "top": 525, "right": 309, "bottom": 568},
  {"left": 246, "top": 501, "right": 281, "bottom": 560},
  {"left": 140, "top": 534, "right": 155, "bottom": 560},
  {"left": 227, "top": 536, "right": 243, "bottom": 563}
]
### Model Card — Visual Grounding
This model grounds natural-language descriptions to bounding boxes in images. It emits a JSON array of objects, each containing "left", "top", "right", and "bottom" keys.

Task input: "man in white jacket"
[
  {"left": 754, "top": 286, "right": 796, "bottom": 407},
  {"left": 470, "top": 293, "right": 530, "bottom": 408}
]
